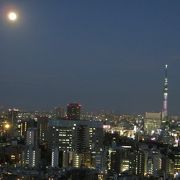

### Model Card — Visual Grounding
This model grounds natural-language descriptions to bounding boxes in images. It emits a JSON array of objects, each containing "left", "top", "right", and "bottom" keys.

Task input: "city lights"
[
  {"left": 0, "top": 1, "right": 180, "bottom": 179},
  {"left": 4, "top": 123, "right": 10, "bottom": 129}
]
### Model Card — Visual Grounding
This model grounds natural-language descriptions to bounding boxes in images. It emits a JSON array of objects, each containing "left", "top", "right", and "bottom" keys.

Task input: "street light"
[{"left": 4, "top": 123, "right": 10, "bottom": 130}]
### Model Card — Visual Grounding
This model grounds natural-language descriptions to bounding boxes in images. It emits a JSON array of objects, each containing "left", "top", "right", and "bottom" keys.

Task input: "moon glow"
[{"left": 8, "top": 12, "right": 17, "bottom": 21}]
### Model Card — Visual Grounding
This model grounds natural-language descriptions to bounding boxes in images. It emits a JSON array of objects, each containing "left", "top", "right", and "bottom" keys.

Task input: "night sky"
[{"left": 0, "top": 1, "right": 180, "bottom": 114}]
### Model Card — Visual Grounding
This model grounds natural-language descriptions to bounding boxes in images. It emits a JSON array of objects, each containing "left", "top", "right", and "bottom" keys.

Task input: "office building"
[
  {"left": 25, "top": 128, "right": 40, "bottom": 168},
  {"left": 48, "top": 119, "right": 103, "bottom": 168},
  {"left": 26, "top": 128, "right": 38, "bottom": 146},
  {"left": 173, "top": 147, "right": 180, "bottom": 176},
  {"left": 144, "top": 112, "right": 161, "bottom": 135},
  {"left": 51, "top": 147, "right": 59, "bottom": 168},
  {"left": 8, "top": 108, "right": 19, "bottom": 136},
  {"left": 37, "top": 117, "right": 49, "bottom": 144},
  {"left": 110, "top": 146, "right": 136, "bottom": 175}
]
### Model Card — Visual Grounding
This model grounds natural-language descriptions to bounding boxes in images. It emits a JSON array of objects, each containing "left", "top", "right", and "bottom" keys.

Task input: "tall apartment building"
[
  {"left": 51, "top": 147, "right": 59, "bottom": 168},
  {"left": 37, "top": 117, "right": 49, "bottom": 144},
  {"left": 24, "top": 128, "right": 40, "bottom": 168},
  {"left": 110, "top": 146, "right": 136, "bottom": 174},
  {"left": 8, "top": 108, "right": 19, "bottom": 137},
  {"left": 48, "top": 119, "right": 103, "bottom": 168}
]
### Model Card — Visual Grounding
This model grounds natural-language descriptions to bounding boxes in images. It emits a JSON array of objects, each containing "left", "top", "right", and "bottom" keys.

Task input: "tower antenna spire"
[{"left": 162, "top": 64, "right": 168, "bottom": 123}]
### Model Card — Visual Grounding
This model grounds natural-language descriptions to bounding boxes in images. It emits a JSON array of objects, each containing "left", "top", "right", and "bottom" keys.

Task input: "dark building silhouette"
[{"left": 67, "top": 103, "right": 81, "bottom": 120}]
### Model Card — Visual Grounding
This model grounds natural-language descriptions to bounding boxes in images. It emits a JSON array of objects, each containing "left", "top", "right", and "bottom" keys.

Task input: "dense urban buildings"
[
  {"left": 0, "top": 107, "right": 179, "bottom": 179},
  {"left": 0, "top": 66, "right": 179, "bottom": 179},
  {"left": 2, "top": 0, "right": 180, "bottom": 179}
]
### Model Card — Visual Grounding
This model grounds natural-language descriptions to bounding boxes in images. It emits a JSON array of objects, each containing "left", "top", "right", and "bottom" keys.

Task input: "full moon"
[{"left": 8, "top": 12, "right": 17, "bottom": 21}]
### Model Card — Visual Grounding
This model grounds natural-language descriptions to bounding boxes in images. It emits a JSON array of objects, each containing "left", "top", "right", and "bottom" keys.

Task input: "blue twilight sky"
[{"left": 0, "top": 0, "right": 180, "bottom": 114}]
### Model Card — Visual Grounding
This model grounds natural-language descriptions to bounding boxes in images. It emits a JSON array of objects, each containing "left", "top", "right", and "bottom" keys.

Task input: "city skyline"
[{"left": 0, "top": 1, "right": 180, "bottom": 114}]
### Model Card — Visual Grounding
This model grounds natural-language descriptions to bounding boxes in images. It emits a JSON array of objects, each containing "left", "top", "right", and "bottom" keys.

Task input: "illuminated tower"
[{"left": 162, "top": 64, "right": 168, "bottom": 124}]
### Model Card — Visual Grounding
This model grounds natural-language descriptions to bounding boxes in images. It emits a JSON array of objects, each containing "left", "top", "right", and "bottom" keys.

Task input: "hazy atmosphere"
[{"left": 1, "top": 0, "right": 180, "bottom": 114}]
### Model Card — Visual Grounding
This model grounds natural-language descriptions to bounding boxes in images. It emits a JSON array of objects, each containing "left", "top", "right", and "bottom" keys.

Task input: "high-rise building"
[
  {"left": 74, "top": 125, "right": 89, "bottom": 153},
  {"left": 19, "top": 118, "right": 37, "bottom": 139},
  {"left": 48, "top": 119, "right": 103, "bottom": 168},
  {"left": 67, "top": 103, "right": 81, "bottom": 120},
  {"left": 144, "top": 112, "right": 161, "bottom": 135},
  {"left": 161, "top": 154, "right": 174, "bottom": 178},
  {"left": 173, "top": 147, "right": 180, "bottom": 177},
  {"left": 48, "top": 119, "right": 103, "bottom": 152},
  {"left": 37, "top": 117, "right": 49, "bottom": 144},
  {"left": 25, "top": 146, "right": 40, "bottom": 168},
  {"left": 26, "top": 128, "right": 38, "bottom": 147},
  {"left": 8, "top": 108, "right": 19, "bottom": 126},
  {"left": 135, "top": 149, "right": 146, "bottom": 176},
  {"left": 8, "top": 108, "right": 20, "bottom": 136},
  {"left": 51, "top": 147, "right": 59, "bottom": 168},
  {"left": 25, "top": 128, "right": 40, "bottom": 168},
  {"left": 109, "top": 146, "right": 136, "bottom": 175},
  {"left": 53, "top": 107, "right": 65, "bottom": 119}
]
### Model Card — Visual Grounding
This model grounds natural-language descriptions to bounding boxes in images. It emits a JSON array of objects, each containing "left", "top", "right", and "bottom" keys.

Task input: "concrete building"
[
  {"left": 25, "top": 128, "right": 40, "bottom": 168},
  {"left": 37, "top": 117, "right": 49, "bottom": 144},
  {"left": 110, "top": 146, "right": 136, "bottom": 175},
  {"left": 48, "top": 119, "right": 103, "bottom": 152},
  {"left": 51, "top": 147, "right": 59, "bottom": 168},
  {"left": 48, "top": 119, "right": 103, "bottom": 168}
]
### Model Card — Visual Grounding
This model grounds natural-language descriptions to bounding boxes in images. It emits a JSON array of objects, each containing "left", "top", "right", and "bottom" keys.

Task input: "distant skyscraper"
[
  {"left": 51, "top": 147, "right": 59, "bottom": 168},
  {"left": 67, "top": 103, "right": 81, "bottom": 120},
  {"left": 8, "top": 108, "right": 19, "bottom": 136},
  {"left": 8, "top": 108, "right": 19, "bottom": 126},
  {"left": 26, "top": 128, "right": 38, "bottom": 147},
  {"left": 162, "top": 64, "right": 168, "bottom": 125},
  {"left": 25, "top": 128, "right": 40, "bottom": 168},
  {"left": 144, "top": 112, "right": 161, "bottom": 135},
  {"left": 54, "top": 107, "right": 65, "bottom": 119},
  {"left": 37, "top": 117, "right": 49, "bottom": 144}
]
